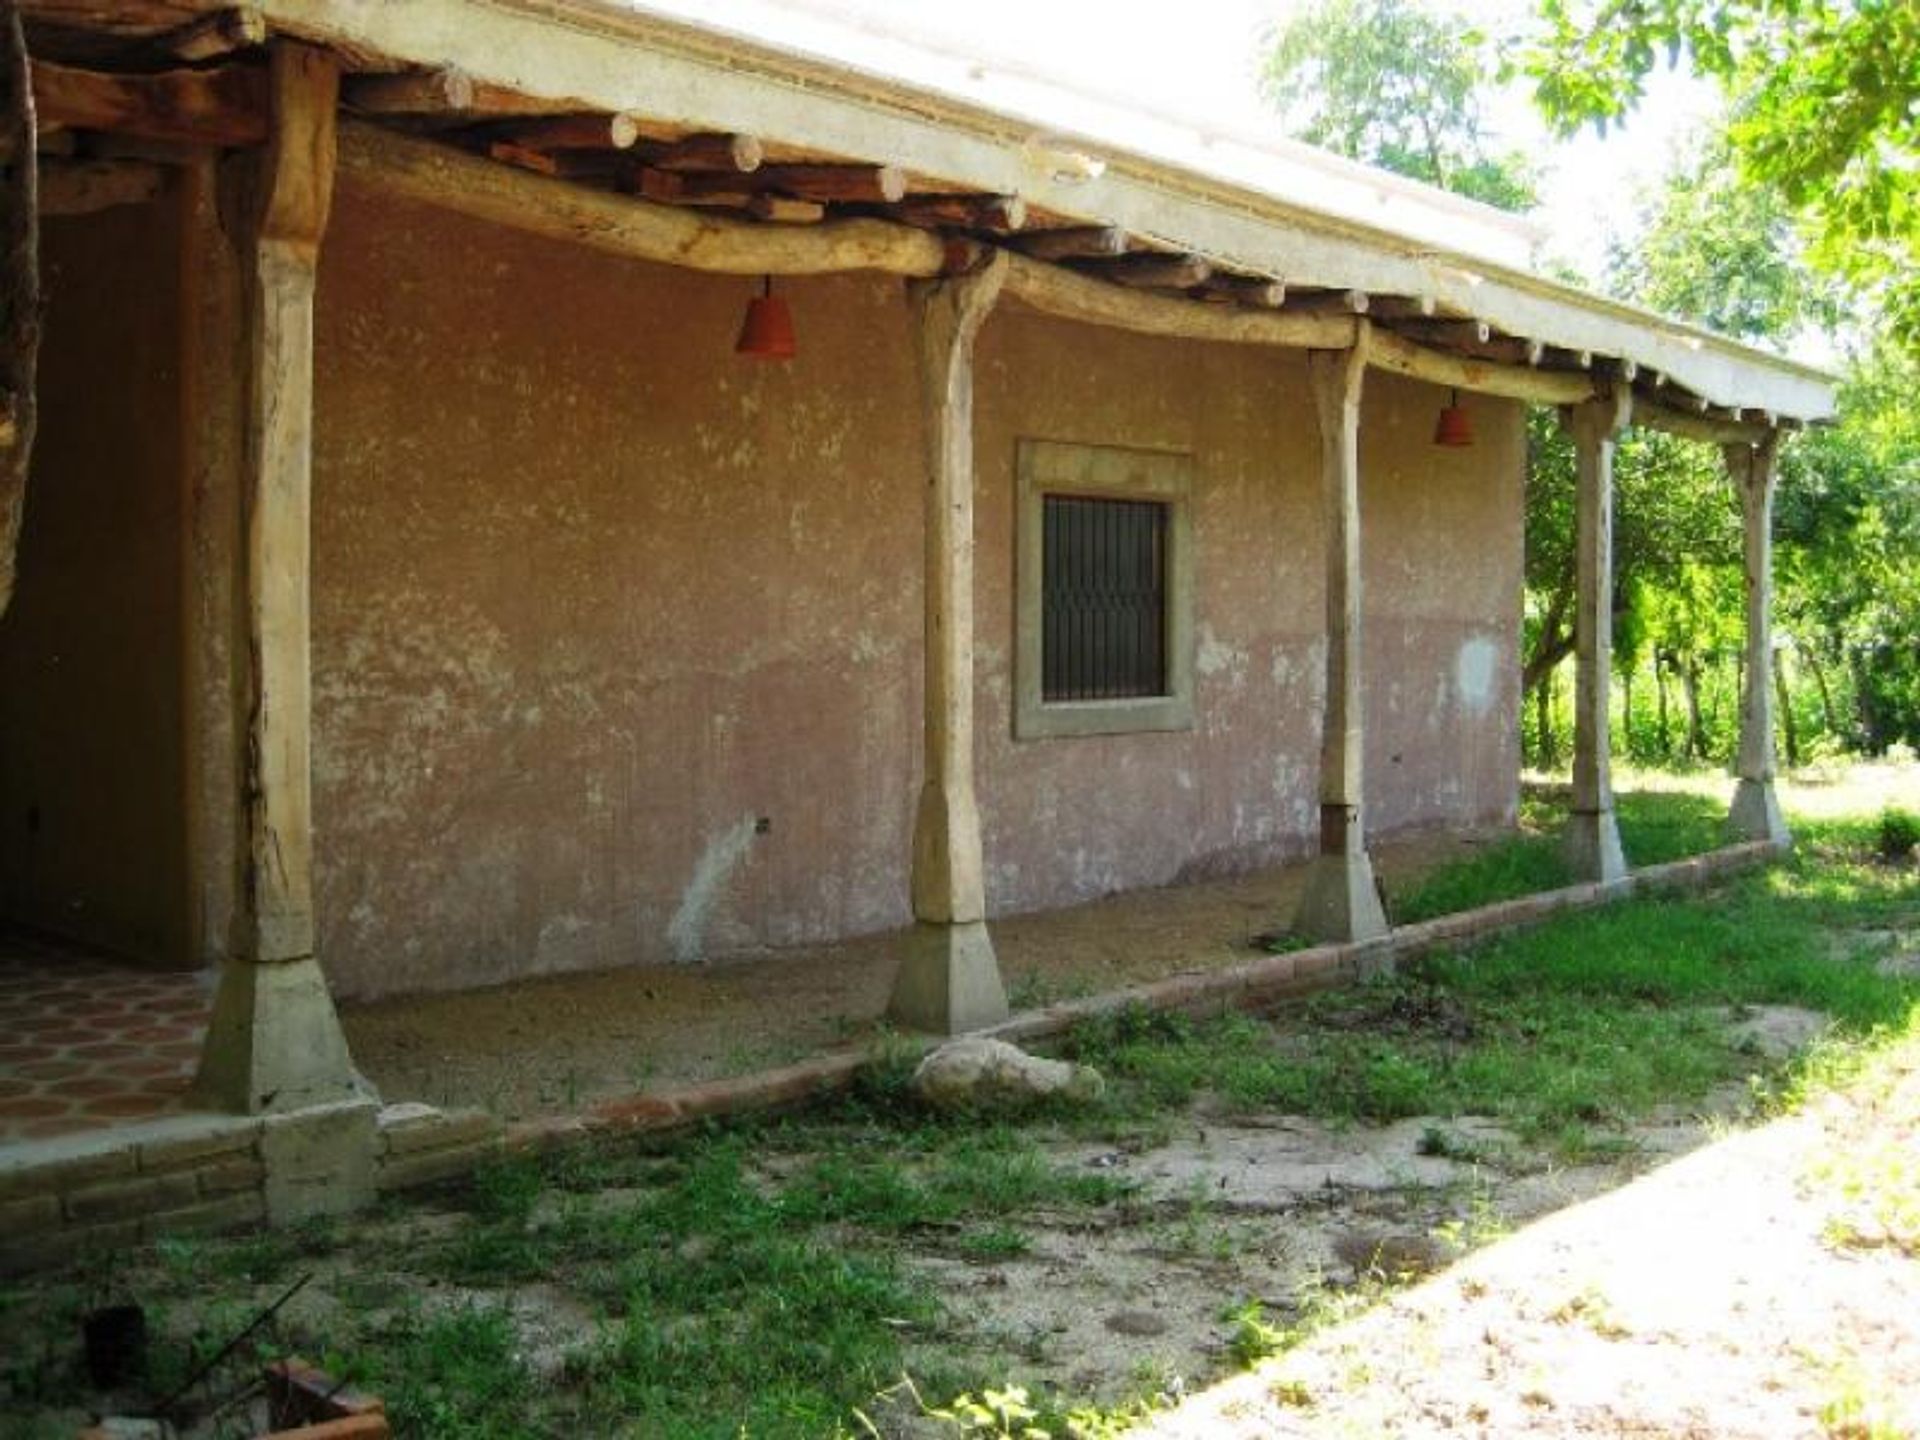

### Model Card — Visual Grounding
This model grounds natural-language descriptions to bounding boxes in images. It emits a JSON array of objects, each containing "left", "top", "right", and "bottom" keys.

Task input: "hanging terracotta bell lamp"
[
  {"left": 735, "top": 275, "right": 797, "bottom": 359},
  {"left": 1433, "top": 387, "right": 1474, "bottom": 447}
]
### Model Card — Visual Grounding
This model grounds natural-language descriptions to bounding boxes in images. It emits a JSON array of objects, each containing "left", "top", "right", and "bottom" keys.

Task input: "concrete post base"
[
  {"left": 1294, "top": 851, "right": 1390, "bottom": 944},
  {"left": 194, "top": 956, "right": 373, "bottom": 1116},
  {"left": 1564, "top": 808, "right": 1628, "bottom": 885},
  {"left": 1728, "top": 778, "right": 1791, "bottom": 848},
  {"left": 887, "top": 920, "right": 1010, "bottom": 1035}
]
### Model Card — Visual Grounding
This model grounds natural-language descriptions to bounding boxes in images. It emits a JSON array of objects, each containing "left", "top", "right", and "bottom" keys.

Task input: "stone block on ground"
[{"left": 909, "top": 1037, "right": 1103, "bottom": 1112}]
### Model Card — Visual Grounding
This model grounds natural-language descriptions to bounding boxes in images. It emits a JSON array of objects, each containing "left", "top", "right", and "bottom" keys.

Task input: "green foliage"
[
  {"left": 1877, "top": 807, "right": 1920, "bottom": 861},
  {"left": 1515, "top": 1, "right": 1920, "bottom": 341},
  {"left": 1258, "top": 0, "right": 1536, "bottom": 210}
]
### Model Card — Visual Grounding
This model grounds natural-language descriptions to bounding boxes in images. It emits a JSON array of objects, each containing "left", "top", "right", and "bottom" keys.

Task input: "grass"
[
  {"left": 3, "top": 777, "right": 1916, "bottom": 1437},
  {"left": 1389, "top": 784, "right": 1731, "bottom": 923}
]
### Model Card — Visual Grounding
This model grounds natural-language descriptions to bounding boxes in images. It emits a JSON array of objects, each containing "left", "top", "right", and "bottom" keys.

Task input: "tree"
[
  {"left": 1259, "top": 0, "right": 1537, "bottom": 211},
  {"left": 1515, "top": 1, "right": 1920, "bottom": 340}
]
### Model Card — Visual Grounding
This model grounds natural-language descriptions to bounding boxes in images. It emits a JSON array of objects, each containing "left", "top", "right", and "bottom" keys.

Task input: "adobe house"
[{"left": 0, "top": 1, "right": 1830, "bottom": 1245}]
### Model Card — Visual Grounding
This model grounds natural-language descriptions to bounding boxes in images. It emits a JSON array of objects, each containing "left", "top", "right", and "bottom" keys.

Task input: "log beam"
[
  {"left": 1090, "top": 252, "right": 1211, "bottom": 290},
  {"left": 1015, "top": 224, "right": 1127, "bottom": 260},
  {"left": 891, "top": 192, "right": 1026, "bottom": 232},
  {"left": 890, "top": 252, "right": 1011, "bottom": 1035},
  {"left": 1294, "top": 322, "right": 1388, "bottom": 943},
  {"left": 1633, "top": 393, "right": 1769, "bottom": 446},
  {"left": 1727, "top": 433, "right": 1791, "bottom": 846},
  {"left": 1368, "top": 327, "right": 1595, "bottom": 406},
  {"left": 647, "top": 131, "right": 762, "bottom": 173},
  {"left": 337, "top": 119, "right": 948, "bottom": 276},
  {"left": 495, "top": 111, "right": 640, "bottom": 152},
  {"left": 1562, "top": 387, "right": 1633, "bottom": 884},
  {"left": 195, "top": 40, "right": 364, "bottom": 1117},
  {"left": 30, "top": 56, "right": 267, "bottom": 148},
  {"left": 1003, "top": 250, "right": 1353, "bottom": 348},
  {"left": 162, "top": 5, "right": 265, "bottom": 62}
]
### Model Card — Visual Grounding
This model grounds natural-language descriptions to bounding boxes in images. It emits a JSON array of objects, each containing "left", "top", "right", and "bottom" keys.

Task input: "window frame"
[{"left": 1014, "top": 439, "right": 1195, "bottom": 740}]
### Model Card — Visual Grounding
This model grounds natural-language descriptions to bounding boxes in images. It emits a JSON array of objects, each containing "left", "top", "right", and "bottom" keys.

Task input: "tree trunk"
[
  {"left": 1621, "top": 666, "right": 1635, "bottom": 760},
  {"left": 1655, "top": 652, "right": 1672, "bottom": 759},
  {"left": 1852, "top": 647, "right": 1883, "bottom": 754},
  {"left": 1535, "top": 667, "right": 1555, "bottom": 769},
  {"left": 1805, "top": 644, "right": 1838, "bottom": 740},
  {"left": 1682, "top": 656, "right": 1706, "bottom": 761},
  {"left": 0, "top": 1, "right": 41, "bottom": 622},
  {"left": 1773, "top": 646, "right": 1799, "bottom": 769}
]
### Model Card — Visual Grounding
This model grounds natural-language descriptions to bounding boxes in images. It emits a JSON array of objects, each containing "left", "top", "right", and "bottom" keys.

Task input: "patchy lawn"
[{"left": 3, "top": 772, "right": 1917, "bottom": 1438}]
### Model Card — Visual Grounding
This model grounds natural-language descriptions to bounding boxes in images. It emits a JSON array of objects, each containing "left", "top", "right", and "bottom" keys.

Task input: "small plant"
[
  {"left": 1873, "top": 806, "right": 1919, "bottom": 862},
  {"left": 926, "top": 1384, "right": 1050, "bottom": 1438},
  {"left": 1224, "top": 1298, "right": 1290, "bottom": 1369}
]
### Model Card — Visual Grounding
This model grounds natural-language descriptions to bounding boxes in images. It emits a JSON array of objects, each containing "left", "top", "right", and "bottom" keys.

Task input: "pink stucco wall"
[{"left": 302, "top": 182, "right": 1521, "bottom": 999}]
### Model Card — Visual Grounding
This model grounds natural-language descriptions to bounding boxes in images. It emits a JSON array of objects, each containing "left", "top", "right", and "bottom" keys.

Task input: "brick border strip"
[{"left": 504, "top": 838, "right": 1789, "bottom": 1155}]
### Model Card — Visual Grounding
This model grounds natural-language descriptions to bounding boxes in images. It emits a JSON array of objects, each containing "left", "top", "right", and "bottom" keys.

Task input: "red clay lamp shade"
[
  {"left": 1434, "top": 388, "right": 1474, "bottom": 447},
  {"left": 736, "top": 276, "right": 797, "bottom": 359}
]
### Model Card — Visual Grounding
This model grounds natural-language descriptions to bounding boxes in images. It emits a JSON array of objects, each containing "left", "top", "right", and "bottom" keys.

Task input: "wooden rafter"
[{"left": 31, "top": 55, "right": 266, "bottom": 146}]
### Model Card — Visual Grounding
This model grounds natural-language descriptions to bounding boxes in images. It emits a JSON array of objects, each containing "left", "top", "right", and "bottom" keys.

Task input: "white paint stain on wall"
[
  {"left": 1454, "top": 635, "right": 1500, "bottom": 715},
  {"left": 665, "top": 814, "right": 759, "bottom": 963}
]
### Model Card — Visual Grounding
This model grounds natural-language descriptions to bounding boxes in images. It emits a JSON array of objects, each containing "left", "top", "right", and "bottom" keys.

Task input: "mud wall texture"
[
  {"left": 305, "top": 182, "right": 1520, "bottom": 1000},
  {"left": 0, "top": 198, "right": 190, "bottom": 967}
]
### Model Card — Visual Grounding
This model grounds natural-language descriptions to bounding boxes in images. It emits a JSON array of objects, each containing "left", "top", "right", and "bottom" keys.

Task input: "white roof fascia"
[{"left": 258, "top": 0, "right": 1836, "bottom": 419}]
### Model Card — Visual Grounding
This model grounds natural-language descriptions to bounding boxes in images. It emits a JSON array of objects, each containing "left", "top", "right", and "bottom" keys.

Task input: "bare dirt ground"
[
  {"left": 877, "top": 1008, "right": 1845, "bottom": 1427},
  {"left": 340, "top": 827, "right": 1486, "bottom": 1120},
  {"left": 1136, "top": 1031, "right": 1920, "bottom": 1439}
]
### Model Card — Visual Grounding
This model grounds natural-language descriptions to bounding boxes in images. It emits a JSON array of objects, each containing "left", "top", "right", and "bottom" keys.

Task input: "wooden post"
[
  {"left": 0, "top": 1, "right": 38, "bottom": 623},
  {"left": 1562, "top": 387, "right": 1632, "bottom": 883},
  {"left": 1727, "top": 432, "right": 1791, "bottom": 846},
  {"left": 1293, "top": 327, "right": 1389, "bottom": 942},
  {"left": 888, "top": 252, "right": 1011, "bottom": 1034},
  {"left": 195, "top": 42, "right": 365, "bottom": 1114}
]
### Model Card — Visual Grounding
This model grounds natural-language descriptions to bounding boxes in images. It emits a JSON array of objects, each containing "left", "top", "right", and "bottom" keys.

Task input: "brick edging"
[{"left": 504, "top": 837, "right": 1790, "bottom": 1156}]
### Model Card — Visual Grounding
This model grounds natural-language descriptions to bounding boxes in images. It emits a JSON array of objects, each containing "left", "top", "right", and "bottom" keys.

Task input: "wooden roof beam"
[
  {"left": 1087, "top": 252, "right": 1211, "bottom": 290},
  {"left": 1204, "top": 273, "right": 1286, "bottom": 307},
  {"left": 1368, "top": 327, "right": 1595, "bottom": 406},
  {"left": 647, "top": 132, "right": 763, "bottom": 173},
  {"left": 1014, "top": 225, "right": 1128, "bottom": 260},
  {"left": 492, "top": 112, "right": 642, "bottom": 152},
  {"left": 162, "top": 6, "right": 266, "bottom": 63},
  {"left": 1289, "top": 288, "right": 1369, "bottom": 315},
  {"left": 890, "top": 192, "right": 1027, "bottom": 232},
  {"left": 30, "top": 57, "right": 266, "bottom": 148}
]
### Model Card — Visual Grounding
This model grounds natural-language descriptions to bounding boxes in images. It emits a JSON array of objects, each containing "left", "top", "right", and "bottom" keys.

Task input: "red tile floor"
[{"left": 0, "top": 934, "right": 212, "bottom": 1144}]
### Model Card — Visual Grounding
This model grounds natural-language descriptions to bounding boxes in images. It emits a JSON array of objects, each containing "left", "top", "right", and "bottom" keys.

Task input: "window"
[{"left": 1016, "top": 440, "right": 1194, "bottom": 739}]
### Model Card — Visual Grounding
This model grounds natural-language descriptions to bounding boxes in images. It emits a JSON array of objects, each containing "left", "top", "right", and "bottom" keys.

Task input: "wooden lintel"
[
  {"left": 1015, "top": 224, "right": 1128, "bottom": 260},
  {"left": 338, "top": 119, "right": 948, "bottom": 276},
  {"left": 890, "top": 192, "right": 1026, "bottom": 233},
  {"left": 1289, "top": 289, "right": 1369, "bottom": 315},
  {"left": 1368, "top": 328, "right": 1596, "bottom": 406},
  {"left": 648, "top": 131, "right": 763, "bottom": 173},
  {"left": 1003, "top": 251, "right": 1352, "bottom": 349},
  {"left": 495, "top": 112, "right": 640, "bottom": 152},
  {"left": 31, "top": 57, "right": 267, "bottom": 148},
  {"left": 163, "top": 6, "right": 266, "bottom": 63},
  {"left": 1091, "top": 252, "right": 1212, "bottom": 290},
  {"left": 38, "top": 156, "right": 166, "bottom": 214}
]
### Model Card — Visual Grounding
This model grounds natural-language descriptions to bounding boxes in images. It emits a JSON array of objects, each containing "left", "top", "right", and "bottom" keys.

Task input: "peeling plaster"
[
  {"left": 1455, "top": 635, "right": 1499, "bottom": 716},
  {"left": 666, "top": 814, "right": 758, "bottom": 963}
]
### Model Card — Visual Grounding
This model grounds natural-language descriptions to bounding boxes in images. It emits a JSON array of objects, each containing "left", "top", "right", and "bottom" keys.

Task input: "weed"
[{"left": 1875, "top": 806, "right": 1920, "bottom": 861}]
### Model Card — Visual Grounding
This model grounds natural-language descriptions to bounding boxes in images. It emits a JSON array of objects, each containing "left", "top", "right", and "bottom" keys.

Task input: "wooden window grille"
[{"left": 1041, "top": 494, "right": 1169, "bottom": 701}]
